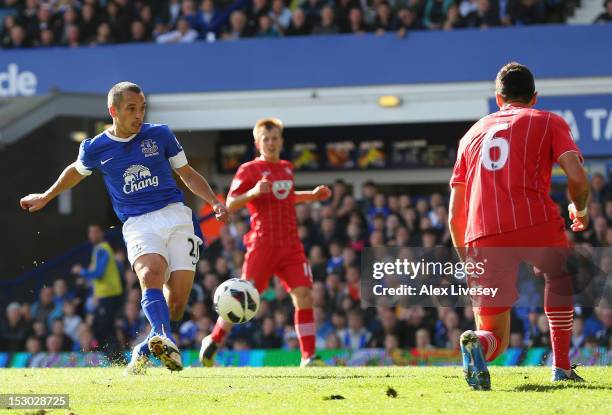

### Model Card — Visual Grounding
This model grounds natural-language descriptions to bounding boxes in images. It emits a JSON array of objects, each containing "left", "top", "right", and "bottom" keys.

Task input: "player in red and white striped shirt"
[
  {"left": 449, "top": 62, "right": 590, "bottom": 389},
  {"left": 200, "top": 118, "right": 331, "bottom": 367}
]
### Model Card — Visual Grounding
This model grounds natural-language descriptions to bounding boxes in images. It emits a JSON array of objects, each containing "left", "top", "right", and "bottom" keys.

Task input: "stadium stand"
[
  {"left": 1, "top": 176, "right": 610, "bottom": 364},
  {"left": 0, "top": 0, "right": 603, "bottom": 50}
]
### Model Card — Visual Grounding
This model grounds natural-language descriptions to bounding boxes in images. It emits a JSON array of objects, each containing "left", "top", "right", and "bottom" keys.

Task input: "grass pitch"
[{"left": 1, "top": 366, "right": 611, "bottom": 415}]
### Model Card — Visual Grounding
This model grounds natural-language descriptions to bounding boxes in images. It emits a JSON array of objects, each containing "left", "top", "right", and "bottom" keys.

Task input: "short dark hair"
[
  {"left": 107, "top": 81, "right": 142, "bottom": 109},
  {"left": 495, "top": 62, "right": 535, "bottom": 104}
]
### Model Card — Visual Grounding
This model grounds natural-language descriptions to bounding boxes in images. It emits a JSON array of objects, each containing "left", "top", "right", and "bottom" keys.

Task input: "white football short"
[{"left": 122, "top": 203, "right": 202, "bottom": 282}]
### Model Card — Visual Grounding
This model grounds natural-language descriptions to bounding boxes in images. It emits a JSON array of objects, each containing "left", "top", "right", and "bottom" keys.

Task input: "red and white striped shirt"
[
  {"left": 450, "top": 103, "right": 583, "bottom": 243},
  {"left": 229, "top": 158, "right": 300, "bottom": 248}
]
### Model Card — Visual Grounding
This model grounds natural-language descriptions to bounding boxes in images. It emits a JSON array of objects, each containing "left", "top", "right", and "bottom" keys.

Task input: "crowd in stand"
[
  {"left": 1, "top": 0, "right": 609, "bottom": 50},
  {"left": 1, "top": 175, "right": 610, "bottom": 364}
]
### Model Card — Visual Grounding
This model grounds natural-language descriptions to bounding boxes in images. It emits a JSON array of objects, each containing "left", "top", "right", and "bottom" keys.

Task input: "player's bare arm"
[
  {"left": 558, "top": 152, "right": 590, "bottom": 232},
  {"left": 448, "top": 183, "right": 467, "bottom": 261},
  {"left": 295, "top": 185, "right": 332, "bottom": 204},
  {"left": 226, "top": 178, "right": 271, "bottom": 212},
  {"left": 174, "top": 164, "right": 229, "bottom": 222},
  {"left": 20, "top": 162, "right": 87, "bottom": 212}
]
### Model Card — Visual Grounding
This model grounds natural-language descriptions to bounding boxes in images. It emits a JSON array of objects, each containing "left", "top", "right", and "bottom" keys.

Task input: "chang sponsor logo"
[
  {"left": 122, "top": 165, "right": 159, "bottom": 194},
  {"left": 0, "top": 64, "right": 37, "bottom": 97}
]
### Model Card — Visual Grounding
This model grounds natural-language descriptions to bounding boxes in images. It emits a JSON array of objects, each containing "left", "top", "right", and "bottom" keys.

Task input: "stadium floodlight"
[
  {"left": 378, "top": 95, "right": 402, "bottom": 108},
  {"left": 70, "top": 131, "right": 87, "bottom": 142}
]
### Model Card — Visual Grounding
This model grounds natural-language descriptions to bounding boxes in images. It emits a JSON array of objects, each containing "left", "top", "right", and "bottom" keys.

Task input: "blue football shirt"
[{"left": 75, "top": 123, "right": 188, "bottom": 222}]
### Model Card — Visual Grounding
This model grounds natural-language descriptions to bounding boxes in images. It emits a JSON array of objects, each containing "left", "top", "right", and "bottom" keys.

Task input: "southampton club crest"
[
  {"left": 141, "top": 139, "right": 159, "bottom": 157},
  {"left": 272, "top": 180, "right": 293, "bottom": 200}
]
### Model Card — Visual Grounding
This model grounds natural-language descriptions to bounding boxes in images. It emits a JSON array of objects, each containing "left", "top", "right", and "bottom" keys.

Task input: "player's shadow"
[{"left": 513, "top": 383, "right": 612, "bottom": 392}]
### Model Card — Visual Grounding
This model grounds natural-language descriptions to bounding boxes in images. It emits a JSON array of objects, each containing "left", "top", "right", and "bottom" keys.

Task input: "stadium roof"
[{"left": 0, "top": 93, "right": 105, "bottom": 148}]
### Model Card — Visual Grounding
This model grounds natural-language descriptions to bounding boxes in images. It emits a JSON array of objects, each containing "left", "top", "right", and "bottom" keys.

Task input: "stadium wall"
[{"left": 0, "top": 25, "right": 611, "bottom": 95}]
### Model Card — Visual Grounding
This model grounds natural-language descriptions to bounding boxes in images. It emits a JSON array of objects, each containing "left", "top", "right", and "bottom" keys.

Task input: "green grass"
[{"left": 1, "top": 366, "right": 611, "bottom": 414}]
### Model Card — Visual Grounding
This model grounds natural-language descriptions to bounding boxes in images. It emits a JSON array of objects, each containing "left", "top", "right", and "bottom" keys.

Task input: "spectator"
[
  {"left": 422, "top": 0, "right": 454, "bottom": 30},
  {"left": 396, "top": 7, "right": 422, "bottom": 37},
  {"left": 7, "top": 25, "right": 30, "bottom": 48},
  {"left": 314, "top": 306, "right": 334, "bottom": 349},
  {"left": 384, "top": 333, "right": 400, "bottom": 355},
  {"left": 531, "top": 314, "right": 551, "bottom": 347},
  {"left": 198, "top": 0, "right": 221, "bottom": 38},
  {"left": 38, "top": 27, "right": 55, "bottom": 47},
  {"left": 591, "top": 173, "right": 611, "bottom": 203},
  {"left": 312, "top": 6, "right": 339, "bottom": 35},
  {"left": 31, "top": 286, "right": 56, "bottom": 327},
  {"left": 509, "top": 331, "right": 525, "bottom": 348},
  {"left": 62, "top": 301, "right": 83, "bottom": 343},
  {"left": 130, "top": 20, "right": 149, "bottom": 42},
  {"left": 1, "top": 302, "right": 27, "bottom": 351},
  {"left": 165, "top": 0, "right": 182, "bottom": 27},
  {"left": 345, "top": 7, "right": 370, "bottom": 35},
  {"left": 509, "top": 0, "right": 546, "bottom": 25},
  {"left": 181, "top": 0, "right": 200, "bottom": 31},
  {"left": 337, "top": 309, "right": 372, "bottom": 350},
  {"left": 359, "top": 181, "right": 378, "bottom": 213},
  {"left": 1, "top": 14, "right": 17, "bottom": 48},
  {"left": 178, "top": 302, "right": 207, "bottom": 347},
  {"left": 50, "top": 319, "right": 74, "bottom": 351},
  {"left": 465, "top": 0, "right": 501, "bottom": 27},
  {"left": 80, "top": 3, "right": 99, "bottom": 43},
  {"left": 45, "top": 334, "right": 62, "bottom": 355},
  {"left": 71, "top": 224, "right": 124, "bottom": 358},
  {"left": 138, "top": 5, "right": 155, "bottom": 40},
  {"left": 325, "top": 332, "right": 342, "bottom": 349},
  {"left": 459, "top": 0, "right": 479, "bottom": 17},
  {"left": 105, "top": 0, "right": 131, "bottom": 42},
  {"left": 156, "top": 17, "right": 199, "bottom": 43},
  {"left": 25, "top": 336, "right": 42, "bottom": 355},
  {"left": 444, "top": 4, "right": 467, "bottom": 29},
  {"left": 31, "top": 320, "right": 48, "bottom": 347},
  {"left": 372, "top": 1, "right": 398, "bottom": 34},
  {"left": 594, "top": 0, "right": 612, "bottom": 23},
  {"left": 269, "top": 0, "right": 292, "bottom": 33},
  {"left": 92, "top": 21, "right": 115, "bottom": 46},
  {"left": 118, "top": 301, "right": 147, "bottom": 348},
  {"left": 74, "top": 324, "right": 97, "bottom": 352},
  {"left": 326, "top": 241, "right": 344, "bottom": 274},
  {"left": 301, "top": 0, "right": 326, "bottom": 27},
  {"left": 368, "top": 194, "right": 390, "bottom": 225},
  {"left": 221, "top": 10, "right": 251, "bottom": 40},
  {"left": 248, "top": 0, "right": 271, "bottom": 34},
  {"left": 64, "top": 24, "right": 80, "bottom": 48},
  {"left": 255, "top": 316, "right": 283, "bottom": 348},
  {"left": 27, "top": 5, "right": 56, "bottom": 43},
  {"left": 283, "top": 327, "right": 300, "bottom": 350},
  {"left": 256, "top": 15, "right": 280, "bottom": 37},
  {"left": 52, "top": 279, "right": 71, "bottom": 310},
  {"left": 572, "top": 317, "right": 586, "bottom": 349},
  {"left": 415, "top": 328, "right": 434, "bottom": 349}
]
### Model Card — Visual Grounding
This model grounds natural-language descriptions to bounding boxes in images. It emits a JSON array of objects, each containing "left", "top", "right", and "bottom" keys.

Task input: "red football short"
[
  {"left": 467, "top": 219, "right": 570, "bottom": 316},
  {"left": 242, "top": 243, "right": 313, "bottom": 293}
]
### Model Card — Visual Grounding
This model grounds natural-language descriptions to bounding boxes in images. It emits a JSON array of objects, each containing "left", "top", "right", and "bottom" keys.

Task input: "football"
[{"left": 214, "top": 278, "right": 260, "bottom": 324}]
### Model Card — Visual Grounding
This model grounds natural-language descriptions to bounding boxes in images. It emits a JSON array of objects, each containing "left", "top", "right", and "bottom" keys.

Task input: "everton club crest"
[{"left": 141, "top": 139, "right": 159, "bottom": 157}]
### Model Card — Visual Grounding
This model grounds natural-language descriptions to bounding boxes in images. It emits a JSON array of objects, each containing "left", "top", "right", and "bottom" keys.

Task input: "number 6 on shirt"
[{"left": 481, "top": 123, "right": 510, "bottom": 171}]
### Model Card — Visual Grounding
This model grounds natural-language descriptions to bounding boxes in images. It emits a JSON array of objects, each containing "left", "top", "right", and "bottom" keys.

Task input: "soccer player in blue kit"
[{"left": 20, "top": 82, "right": 228, "bottom": 374}]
